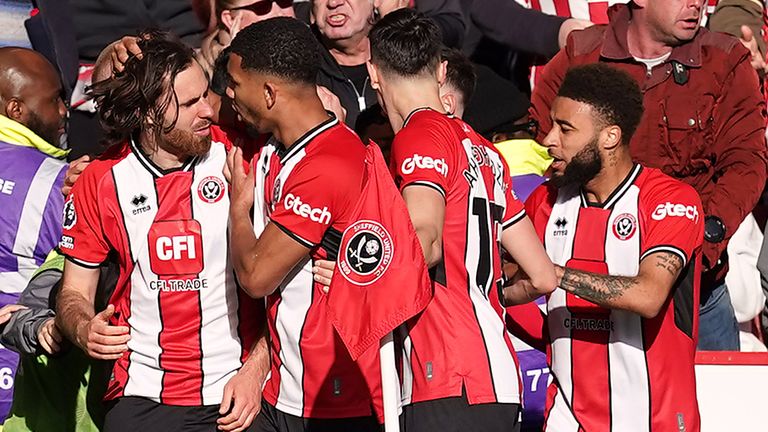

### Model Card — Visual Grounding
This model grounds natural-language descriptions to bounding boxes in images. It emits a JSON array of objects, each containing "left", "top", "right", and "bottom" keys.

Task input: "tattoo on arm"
[
  {"left": 560, "top": 268, "right": 638, "bottom": 303},
  {"left": 653, "top": 252, "right": 683, "bottom": 278}
]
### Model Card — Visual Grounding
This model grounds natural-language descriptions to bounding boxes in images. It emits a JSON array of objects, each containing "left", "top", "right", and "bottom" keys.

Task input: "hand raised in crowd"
[
  {"left": 217, "top": 360, "right": 262, "bottom": 432},
  {"left": 558, "top": 18, "right": 593, "bottom": 49},
  {"left": 317, "top": 86, "right": 347, "bottom": 123},
  {"left": 0, "top": 304, "right": 26, "bottom": 326},
  {"left": 77, "top": 304, "right": 130, "bottom": 361},
  {"left": 312, "top": 259, "right": 336, "bottom": 293},
  {"left": 376, "top": 0, "right": 410, "bottom": 17},
  {"left": 199, "top": 14, "right": 240, "bottom": 76},
  {"left": 226, "top": 147, "right": 255, "bottom": 214},
  {"left": 739, "top": 25, "right": 768, "bottom": 77},
  {"left": 61, "top": 155, "right": 91, "bottom": 197},
  {"left": 37, "top": 317, "right": 63, "bottom": 355}
]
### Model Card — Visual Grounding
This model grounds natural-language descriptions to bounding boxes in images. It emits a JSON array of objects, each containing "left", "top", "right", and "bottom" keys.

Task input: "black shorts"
[
  {"left": 103, "top": 396, "right": 258, "bottom": 432},
  {"left": 400, "top": 393, "right": 521, "bottom": 432},
  {"left": 251, "top": 401, "right": 382, "bottom": 432}
]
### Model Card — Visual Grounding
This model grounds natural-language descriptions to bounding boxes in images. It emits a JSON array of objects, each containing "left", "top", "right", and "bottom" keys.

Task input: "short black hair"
[
  {"left": 442, "top": 48, "right": 476, "bottom": 104},
  {"left": 557, "top": 64, "right": 644, "bottom": 145},
  {"left": 369, "top": 8, "right": 442, "bottom": 77},
  {"left": 211, "top": 48, "right": 231, "bottom": 96},
  {"left": 229, "top": 17, "right": 320, "bottom": 85}
]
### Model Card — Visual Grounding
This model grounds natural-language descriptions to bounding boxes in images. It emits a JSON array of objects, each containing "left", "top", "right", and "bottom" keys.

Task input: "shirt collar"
[
  {"left": 600, "top": 4, "right": 703, "bottom": 68},
  {"left": 0, "top": 115, "right": 69, "bottom": 159}
]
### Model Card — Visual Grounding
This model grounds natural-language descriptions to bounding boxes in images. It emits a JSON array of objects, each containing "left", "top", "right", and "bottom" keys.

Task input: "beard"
[
  {"left": 549, "top": 137, "right": 603, "bottom": 188},
  {"left": 26, "top": 112, "right": 62, "bottom": 146},
  {"left": 158, "top": 121, "right": 212, "bottom": 158}
]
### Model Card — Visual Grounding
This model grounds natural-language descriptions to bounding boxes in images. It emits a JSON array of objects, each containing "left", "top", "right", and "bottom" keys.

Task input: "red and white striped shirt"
[
  {"left": 525, "top": 165, "right": 703, "bottom": 432},
  {"left": 391, "top": 109, "right": 525, "bottom": 407},
  {"left": 60, "top": 128, "right": 260, "bottom": 406},
  {"left": 252, "top": 117, "right": 376, "bottom": 419}
]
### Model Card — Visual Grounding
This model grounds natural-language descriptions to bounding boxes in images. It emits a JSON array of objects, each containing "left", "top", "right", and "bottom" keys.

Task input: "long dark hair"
[{"left": 89, "top": 30, "right": 197, "bottom": 145}]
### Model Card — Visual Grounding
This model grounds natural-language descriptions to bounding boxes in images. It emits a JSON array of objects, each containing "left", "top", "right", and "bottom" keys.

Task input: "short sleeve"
[
  {"left": 391, "top": 122, "right": 453, "bottom": 198},
  {"left": 269, "top": 157, "right": 360, "bottom": 248},
  {"left": 501, "top": 171, "right": 526, "bottom": 230},
  {"left": 59, "top": 166, "right": 110, "bottom": 268},
  {"left": 640, "top": 182, "right": 704, "bottom": 267}
]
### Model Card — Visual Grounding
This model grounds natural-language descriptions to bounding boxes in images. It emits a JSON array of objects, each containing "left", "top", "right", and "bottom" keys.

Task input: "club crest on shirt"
[
  {"left": 62, "top": 195, "right": 77, "bottom": 230},
  {"left": 338, "top": 220, "right": 393, "bottom": 286},
  {"left": 198, "top": 176, "right": 225, "bottom": 204},
  {"left": 612, "top": 213, "right": 637, "bottom": 241}
]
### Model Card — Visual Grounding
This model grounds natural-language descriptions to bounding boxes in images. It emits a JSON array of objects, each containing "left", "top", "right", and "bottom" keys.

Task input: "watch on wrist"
[{"left": 704, "top": 215, "right": 726, "bottom": 243}]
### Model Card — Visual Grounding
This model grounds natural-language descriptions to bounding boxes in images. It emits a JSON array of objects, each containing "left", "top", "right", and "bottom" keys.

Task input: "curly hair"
[
  {"left": 88, "top": 30, "right": 197, "bottom": 145},
  {"left": 557, "top": 64, "right": 644, "bottom": 145},
  {"left": 229, "top": 17, "right": 320, "bottom": 86}
]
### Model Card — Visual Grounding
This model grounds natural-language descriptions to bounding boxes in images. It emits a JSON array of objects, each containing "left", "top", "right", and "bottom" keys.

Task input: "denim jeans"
[{"left": 697, "top": 282, "right": 741, "bottom": 350}]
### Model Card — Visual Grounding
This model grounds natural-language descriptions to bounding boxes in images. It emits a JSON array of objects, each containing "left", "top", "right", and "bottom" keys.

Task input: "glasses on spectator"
[{"left": 230, "top": 0, "right": 293, "bottom": 15}]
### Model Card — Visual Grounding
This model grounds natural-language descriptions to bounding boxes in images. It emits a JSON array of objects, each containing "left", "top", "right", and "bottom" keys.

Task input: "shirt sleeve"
[
  {"left": 269, "top": 156, "right": 358, "bottom": 248},
  {"left": 640, "top": 182, "right": 704, "bottom": 267},
  {"left": 391, "top": 122, "right": 453, "bottom": 198},
  {"left": 501, "top": 168, "right": 526, "bottom": 230},
  {"left": 59, "top": 167, "right": 110, "bottom": 268}
]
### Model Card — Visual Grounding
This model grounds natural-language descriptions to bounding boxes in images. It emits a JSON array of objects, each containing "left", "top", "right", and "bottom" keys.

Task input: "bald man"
[{"left": 0, "top": 47, "right": 69, "bottom": 295}]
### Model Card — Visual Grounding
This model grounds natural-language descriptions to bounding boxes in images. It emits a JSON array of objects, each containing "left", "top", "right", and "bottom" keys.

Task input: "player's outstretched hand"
[
  {"left": 37, "top": 317, "right": 63, "bottom": 355},
  {"left": 218, "top": 361, "right": 262, "bottom": 432},
  {"left": 312, "top": 259, "right": 336, "bottom": 293},
  {"left": 62, "top": 155, "right": 91, "bottom": 197},
  {"left": 78, "top": 304, "right": 130, "bottom": 360},
  {"left": 226, "top": 147, "right": 255, "bottom": 214}
]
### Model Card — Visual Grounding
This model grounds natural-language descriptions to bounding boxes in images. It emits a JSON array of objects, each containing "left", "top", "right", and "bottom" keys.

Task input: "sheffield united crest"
[{"left": 338, "top": 220, "right": 394, "bottom": 286}]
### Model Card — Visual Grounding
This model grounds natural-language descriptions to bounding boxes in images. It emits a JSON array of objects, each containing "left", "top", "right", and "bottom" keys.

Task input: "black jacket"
[{"left": 315, "top": 39, "right": 378, "bottom": 130}]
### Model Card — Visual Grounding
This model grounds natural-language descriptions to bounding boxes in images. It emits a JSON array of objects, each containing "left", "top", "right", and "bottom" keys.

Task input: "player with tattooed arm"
[{"left": 504, "top": 64, "right": 704, "bottom": 432}]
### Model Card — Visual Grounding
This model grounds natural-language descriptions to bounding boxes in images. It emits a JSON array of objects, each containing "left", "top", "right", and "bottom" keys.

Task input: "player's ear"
[
  {"left": 436, "top": 60, "right": 448, "bottom": 86},
  {"left": 441, "top": 92, "right": 456, "bottom": 116},
  {"left": 601, "top": 124, "right": 621, "bottom": 151},
  {"left": 264, "top": 81, "right": 276, "bottom": 110},
  {"left": 366, "top": 61, "right": 381, "bottom": 90}
]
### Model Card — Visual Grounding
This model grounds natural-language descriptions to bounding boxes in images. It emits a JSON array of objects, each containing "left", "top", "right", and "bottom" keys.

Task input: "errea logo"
[
  {"left": 401, "top": 154, "right": 448, "bottom": 177},
  {"left": 284, "top": 193, "right": 331, "bottom": 225},
  {"left": 651, "top": 202, "right": 699, "bottom": 222}
]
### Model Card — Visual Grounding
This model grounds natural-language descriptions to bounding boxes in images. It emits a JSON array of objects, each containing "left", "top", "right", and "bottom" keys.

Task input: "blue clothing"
[{"left": 698, "top": 282, "right": 741, "bottom": 350}]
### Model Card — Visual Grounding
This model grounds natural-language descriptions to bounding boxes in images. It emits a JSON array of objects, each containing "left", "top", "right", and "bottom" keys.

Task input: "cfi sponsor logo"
[
  {"left": 338, "top": 220, "right": 394, "bottom": 286},
  {"left": 612, "top": 213, "right": 637, "bottom": 240},
  {"left": 401, "top": 154, "right": 449, "bottom": 177},
  {"left": 62, "top": 195, "right": 77, "bottom": 230},
  {"left": 651, "top": 202, "right": 699, "bottom": 222},
  {"left": 198, "top": 176, "right": 225, "bottom": 204},
  {"left": 284, "top": 193, "right": 332, "bottom": 225}
]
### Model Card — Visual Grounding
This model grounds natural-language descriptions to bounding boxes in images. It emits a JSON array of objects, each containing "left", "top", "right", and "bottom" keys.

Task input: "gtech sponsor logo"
[
  {"left": 401, "top": 154, "right": 448, "bottom": 177},
  {"left": 284, "top": 193, "right": 332, "bottom": 225},
  {"left": 651, "top": 202, "right": 699, "bottom": 222}
]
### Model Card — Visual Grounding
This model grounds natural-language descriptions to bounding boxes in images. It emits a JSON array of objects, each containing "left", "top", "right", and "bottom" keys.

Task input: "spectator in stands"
[{"left": 530, "top": 0, "right": 768, "bottom": 351}]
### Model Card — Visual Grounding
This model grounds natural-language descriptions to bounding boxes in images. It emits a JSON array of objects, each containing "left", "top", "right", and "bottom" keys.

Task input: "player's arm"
[
  {"left": 218, "top": 307, "right": 270, "bottom": 431},
  {"left": 402, "top": 185, "right": 446, "bottom": 268},
  {"left": 228, "top": 147, "right": 310, "bottom": 298},
  {"left": 500, "top": 216, "right": 557, "bottom": 305},
  {"left": 56, "top": 260, "right": 130, "bottom": 359},
  {"left": 554, "top": 251, "right": 685, "bottom": 319}
]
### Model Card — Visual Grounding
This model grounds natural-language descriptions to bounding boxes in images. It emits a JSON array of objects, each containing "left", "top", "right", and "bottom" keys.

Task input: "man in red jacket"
[{"left": 530, "top": 0, "right": 768, "bottom": 350}]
